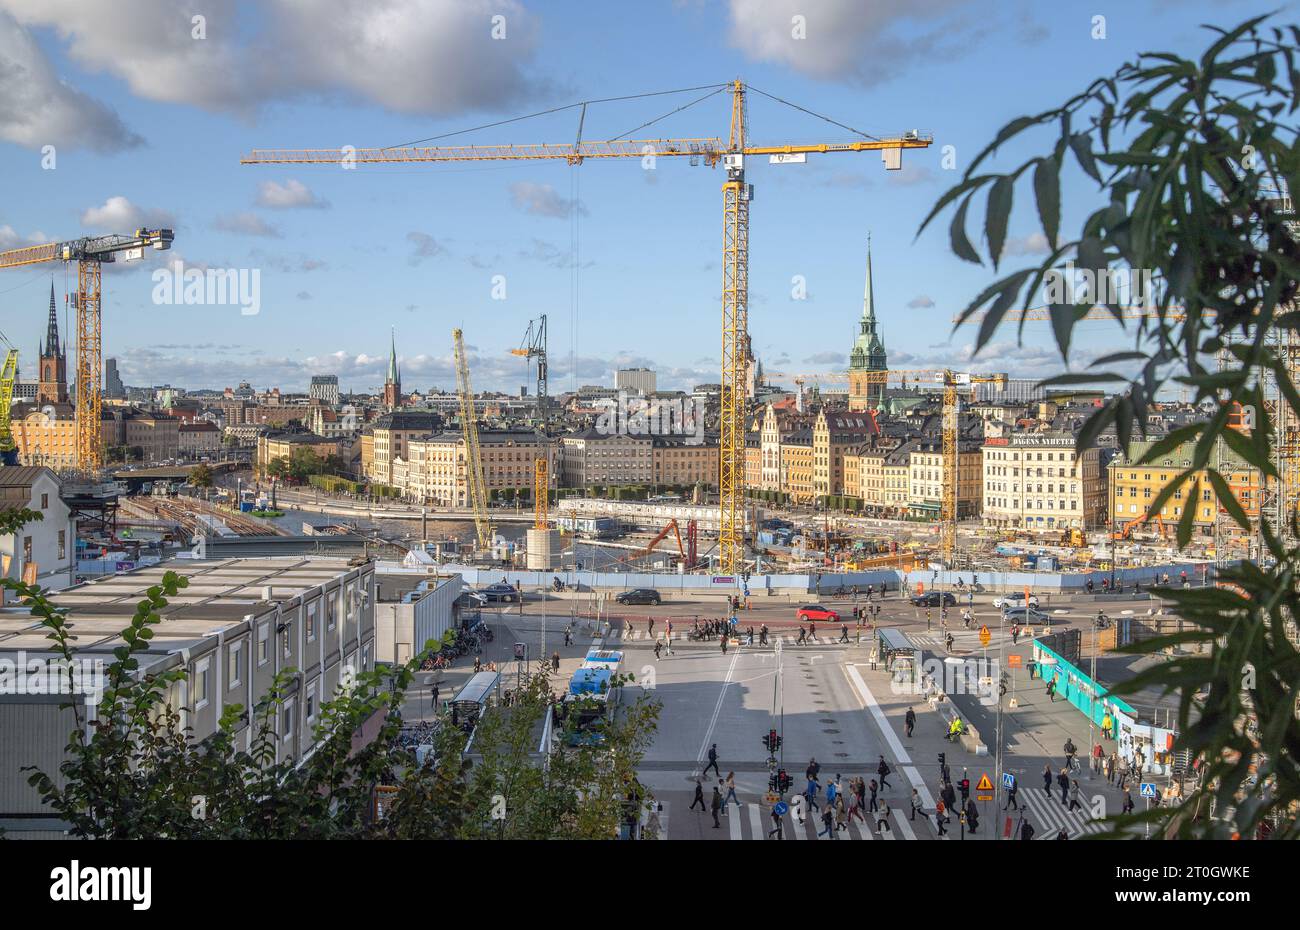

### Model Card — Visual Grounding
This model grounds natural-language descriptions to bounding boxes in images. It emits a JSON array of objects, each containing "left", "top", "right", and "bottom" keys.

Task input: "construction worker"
[{"left": 946, "top": 717, "right": 964, "bottom": 742}]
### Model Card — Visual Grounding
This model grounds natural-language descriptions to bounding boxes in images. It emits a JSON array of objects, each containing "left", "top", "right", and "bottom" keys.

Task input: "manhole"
[
  {"left": 818, "top": 718, "right": 836, "bottom": 723},
  {"left": 813, "top": 700, "right": 827, "bottom": 705},
  {"left": 834, "top": 752, "right": 850, "bottom": 758},
  {"left": 832, "top": 740, "right": 845, "bottom": 745},
  {"left": 822, "top": 728, "right": 840, "bottom": 734}
]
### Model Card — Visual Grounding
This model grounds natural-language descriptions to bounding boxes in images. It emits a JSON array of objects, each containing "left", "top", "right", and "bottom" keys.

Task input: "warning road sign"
[
  {"left": 979, "top": 625, "right": 991, "bottom": 647},
  {"left": 1139, "top": 782, "right": 1158, "bottom": 798},
  {"left": 1007, "top": 654, "right": 1023, "bottom": 668},
  {"left": 976, "top": 773, "right": 994, "bottom": 791}
]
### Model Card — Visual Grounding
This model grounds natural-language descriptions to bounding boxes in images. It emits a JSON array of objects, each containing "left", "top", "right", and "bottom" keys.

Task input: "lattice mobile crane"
[
  {"left": 453, "top": 328, "right": 492, "bottom": 551},
  {"left": 243, "top": 81, "right": 932, "bottom": 573}
]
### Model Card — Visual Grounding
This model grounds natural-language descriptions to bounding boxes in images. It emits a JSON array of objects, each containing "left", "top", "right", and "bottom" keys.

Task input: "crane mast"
[{"left": 452, "top": 328, "right": 492, "bottom": 551}]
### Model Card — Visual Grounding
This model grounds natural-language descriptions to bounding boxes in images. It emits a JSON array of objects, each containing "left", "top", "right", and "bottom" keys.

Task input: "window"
[
  {"left": 306, "top": 602, "right": 317, "bottom": 643},
  {"left": 57, "top": 530, "right": 65, "bottom": 560},
  {"left": 228, "top": 643, "right": 242, "bottom": 688},
  {"left": 282, "top": 620, "right": 293, "bottom": 659},
  {"left": 305, "top": 681, "right": 317, "bottom": 724},
  {"left": 22, "top": 536, "right": 31, "bottom": 563},
  {"left": 257, "top": 622, "right": 270, "bottom": 666},
  {"left": 283, "top": 698, "right": 295, "bottom": 742},
  {"left": 194, "top": 657, "right": 211, "bottom": 709},
  {"left": 40, "top": 493, "right": 48, "bottom": 509},
  {"left": 327, "top": 592, "right": 337, "bottom": 631}
]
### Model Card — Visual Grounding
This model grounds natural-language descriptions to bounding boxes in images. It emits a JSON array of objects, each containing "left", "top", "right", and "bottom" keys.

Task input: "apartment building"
[
  {"left": 908, "top": 440, "right": 983, "bottom": 519},
  {"left": 0, "top": 558, "right": 377, "bottom": 837},
  {"left": 651, "top": 436, "right": 719, "bottom": 488},
  {"left": 982, "top": 433, "right": 1107, "bottom": 531},
  {"left": 780, "top": 429, "right": 815, "bottom": 502},
  {"left": 178, "top": 421, "right": 222, "bottom": 457},
  {"left": 558, "top": 430, "right": 652, "bottom": 487},
  {"left": 1107, "top": 438, "right": 1260, "bottom": 538},
  {"left": 368, "top": 411, "right": 443, "bottom": 486},
  {"left": 404, "top": 430, "right": 553, "bottom": 506},
  {"left": 812, "top": 408, "right": 878, "bottom": 498},
  {"left": 845, "top": 441, "right": 912, "bottom": 516},
  {"left": 256, "top": 432, "right": 346, "bottom": 476}
]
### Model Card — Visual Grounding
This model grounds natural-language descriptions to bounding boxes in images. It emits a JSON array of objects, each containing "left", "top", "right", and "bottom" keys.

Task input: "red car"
[{"left": 796, "top": 604, "right": 839, "bottom": 623}]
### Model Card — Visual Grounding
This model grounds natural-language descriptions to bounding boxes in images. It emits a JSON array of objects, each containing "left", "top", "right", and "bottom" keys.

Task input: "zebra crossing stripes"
[
  {"left": 661, "top": 799, "right": 926, "bottom": 840},
  {"left": 1015, "top": 783, "right": 1100, "bottom": 838},
  {"left": 611, "top": 627, "right": 846, "bottom": 646}
]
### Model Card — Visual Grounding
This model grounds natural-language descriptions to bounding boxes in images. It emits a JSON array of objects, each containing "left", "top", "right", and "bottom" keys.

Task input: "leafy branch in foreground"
[{"left": 922, "top": 15, "right": 1300, "bottom": 838}]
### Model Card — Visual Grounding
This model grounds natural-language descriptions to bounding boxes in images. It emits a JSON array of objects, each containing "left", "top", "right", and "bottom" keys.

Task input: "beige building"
[
  {"left": 812, "top": 409, "right": 878, "bottom": 498},
  {"left": 558, "top": 430, "right": 652, "bottom": 488},
  {"left": 652, "top": 436, "right": 719, "bottom": 488},
  {"left": 846, "top": 442, "right": 911, "bottom": 516},
  {"left": 908, "top": 440, "right": 982, "bottom": 519},
  {"left": 982, "top": 433, "right": 1106, "bottom": 531},
  {"left": 403, "top": 429, "right": 553, "bottom": 506},
  {"left": 780, "top": 430, "right": 815, "bottom": 502},
  {"left": 178, "top": 421, "right": 222, "bottom": 457},
  {"left": 368, "top": 411, "right": 443, "bottom": 486},
  {"left": 256, "top": 432, "right": 345, "bottom": 477}
]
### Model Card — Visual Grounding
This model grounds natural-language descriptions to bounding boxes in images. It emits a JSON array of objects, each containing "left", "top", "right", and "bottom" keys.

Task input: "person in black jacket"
[
  {"left": 1057, "top": 768, "right": 1070, "bottom": 805},
  {"left": 1020, "top": 819, "right": 1035, "bottom": 840},
  {"left": 904, "top": 706, "right": 916, "bottom": 738}
]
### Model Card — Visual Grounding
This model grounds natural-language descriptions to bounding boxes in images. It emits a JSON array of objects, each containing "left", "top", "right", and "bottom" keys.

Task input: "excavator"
[
  {"left": 1113, "top": 510, "right": 1166, "bottom": 540},
  {"left": 636, "top": 519, "right": 698, "bottom": 569}
]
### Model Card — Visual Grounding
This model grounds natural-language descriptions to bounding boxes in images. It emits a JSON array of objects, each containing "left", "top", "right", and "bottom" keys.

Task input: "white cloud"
[
  {"left": 906, "top": 294, "right": 936, "bottom": 308},
  {"left": 406, "top": 231, "right": 447, "bottom": 264},
  {"left": 213, "top": 211, "right": 281, "bottom": 237},
  {"left": 726, "top": 0, "right": 979, "bottom": 82},
  {"left": 255, "top": 179, "right": 329, "bottom": 209},
  {"left": 1004, "top": 231, "right": 1051, "bottom": 256},
  {"left": 0, "top": 10, "right": 142, "bottom": 151},
  {"left": 80, "top": 196, "right": 176, "bottom": 231},
  {"left": 2, "top": 0, "right": 544, "bottom": 117},
  {"left": 0, "top": 224, "right": 49, "bottom": 249},
  {"left": 509, "top": 182, "right": 587, "bottom": 219}
]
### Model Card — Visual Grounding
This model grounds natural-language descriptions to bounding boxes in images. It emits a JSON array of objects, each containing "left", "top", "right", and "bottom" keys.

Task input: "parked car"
[
  {"left": 910, "top": 591, "right": 957, "bottom": 608},
  {"left": 616, "top": 588, "right": 661, "bottom": 606},
  {"left": 1002, "top": 605, "right": 1051, "bottom": 624},
  {"left": 476, "top": 583, "right": 520, "bottom": 604},
  {"left": 992, "top": 592, "right": 1040, "bottom": 610},
  {"left": 795, "top": 604, "right": 840, "bottom": 623}
]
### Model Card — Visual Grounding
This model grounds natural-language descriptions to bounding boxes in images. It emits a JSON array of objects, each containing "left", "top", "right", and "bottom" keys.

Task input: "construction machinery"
[
  {"left": 637, "top": 519, "right": 687, "bottom": 566},
  {"left": 452, "top": 328, "right": 491, "bottom": 551},
  {"left": 243, "top": 81, "right": 932, "bottom": 573},
  {"left": 534, "top": 456, "right": 548, "bottom": 529},
  {"left": 1115, "top": 510, "right": 1167, "bottom": 541},
  {"left": 510, "top": 315, "right": 548, "bottom": 421},
  {"left": 0, "top": 340, "right": 18, "bottom": 466},
  {"left": 0, "top": 229, "right": 174, "bottom": 471}
]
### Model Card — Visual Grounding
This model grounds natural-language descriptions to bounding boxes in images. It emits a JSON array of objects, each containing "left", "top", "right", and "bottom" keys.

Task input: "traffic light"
[
  {"left": 776, "top": 769, "right": 792, "bottom": 793},
  {"left": 762, "top": 728, "right": 781, "bottom": 753}
]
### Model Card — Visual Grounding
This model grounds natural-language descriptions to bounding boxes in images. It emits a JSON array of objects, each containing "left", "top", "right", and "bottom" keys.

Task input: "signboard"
[
  {"left": 1002, "top": 773, "right": 1015, "bottom": 789},
  {"left": 978, "top": 625, "right": 991, "bottom": 647},
  {"left": 711, "top": 576, "right": 735, "bottom": 585},
  {"left": 773, "top": 801, "right": 789, "bottom": 816},
  {"left": 1139, "top": 782, "right": 1158, "bottom": 798},
  {"left": 115, "top": 561, "right": 135, "bottom": 572},
  {"left": 769, "top": 153, "right": 807, "bottom": 164},
  {"left": 513, "top": 642, "right": 527, "bottom": 660},
  {"left": 976, "top": 773, "right": 994, "bottom": 792},
  {"left": 1007, "top": 654, "right": 1023, "bottom": 668}
]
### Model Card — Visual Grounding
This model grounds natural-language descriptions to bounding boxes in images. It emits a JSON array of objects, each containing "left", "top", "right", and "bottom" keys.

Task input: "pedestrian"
[
  {"left": 826, "top": 777, "right": 839, "bottom": 809},
  {"left": 877, "top": 755, "right": 893, "bottom": 790},
  {"left": 835, "top": 795, "right": 848, "bottom": 833},
  {"left": 839, "top": 624, "right": 849, "bottom": 643},
  {"left": 654, "top": 640, "right": 663, "bottom": 660},
  {"left": 876, "top": 799, "right": 892, "bottom": 835},
  {"left": 703, "top": 743, "right": 721, "bottom": 778},
  {"left": 1055, "top": 829, "right": 1069, "bottom": 840},
  {"left": 1042, "top": 763, "right": 1053, "bottom": 794},
  {"left": 818, "top": 806, "right": 836, "bottom": 839},
  {"left": 690, "top": 779, "right": 706, "bottom": 812},
  {"left": 551, "top": 651, "right": 560, "bottom": 673},
  {"left": 1057, "top": 768, "right": 1070, "bottom": 806},
  {"left": 904, "top": 706, "right": 916, "bottom": 738},
  {"left": 797, "top": 625, "right": 807, "bottom": 645},
  {"left": 806, "top": 757, "right": 821, "bottom": 782},
  {"left": 1004, "top": 776, "right": 1018, "bottom": 811},
  {"left": 804, "top": 777, "right": 821, "bottom": 813},
  {"left": 909, "top": 788, "right": 923, "bottom": 821},
  {"left": 1020, "top": 819, "right": 1035, "bottom": 840},
  {"left": 868, "top": 778, "right": 879, "bottom": 812},
  {"left": 1046, "top": 678, "right": 1057, "bottom": 702},
  {"left": 720, "top": 635, "right": 728, "bottom": 655},
  {"left": 935, "top": 800, "right": 948, "bottom": 836},
  {"left": 847, "top": 786, "right": 865, "bottom": 823},
  {"left": 431, "top": 683, "right": 440, "bottom": 711},
  {"left": 768, "top": 806, "right": 784, "bottom": 840},
  {"left": 1068, "top": 779, "right": 1082, "bottom": 812},
  {"left": 1121, "top": 789, "right": 1135, "bottom": 815},
  {"left": 723, "top": 772, "right": 739, "bottom": 809},
  {"left": 564, "top": 625, "right": 573, "bottom": 646},
  {"left": 648, "top": 617, "right": 655, "bottom": 636},
  {"left": 1102, "top": 712, "right": 1114, "bottom": 741},
  {"left": 965, "top": 799, "right": 979, "bottom": 834},
  {"left": 710, "top": 786, "right": 722, "bottom": 828}
]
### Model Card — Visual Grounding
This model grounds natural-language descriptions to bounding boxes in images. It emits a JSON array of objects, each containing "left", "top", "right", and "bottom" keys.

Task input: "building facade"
[
  {"left": 982, "top": 433, "right": 1107, "bottom": 531},
  {"left": 846, "top": 242, "right": 888, "bottom": 411},
  {"left": 558, "top": 430, "right": 652, "bottom": 488},
  {"left": 1107, "top": 439, "right": 1261, "bottom": 538},
  {"left": 908, "top": 441, "right": 982, "bottom": 519}
]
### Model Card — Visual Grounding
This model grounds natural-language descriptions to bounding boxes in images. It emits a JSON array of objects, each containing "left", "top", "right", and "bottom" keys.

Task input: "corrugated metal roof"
[{"left": 0, "top": 466, "right": 53, "bottom": 488}]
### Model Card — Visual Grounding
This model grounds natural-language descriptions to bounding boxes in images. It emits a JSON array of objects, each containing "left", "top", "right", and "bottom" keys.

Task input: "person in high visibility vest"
[
  {"left": 947, "top": 717, "right": 964, "bottom": 742},
  {"left": 1101, "top": 712, "right": 1114, "bottom": 740}
]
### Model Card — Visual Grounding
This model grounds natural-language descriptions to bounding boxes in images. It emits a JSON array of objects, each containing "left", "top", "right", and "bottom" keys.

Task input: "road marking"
[
  {"left": 893, "top": 808, "right": 917, "bottom": 840},
  {"left": 692, "top": 646, "right": 744, "bottom": 775},
  {"left": 843, "top": 665, "right": 937, "bottom": 811},
  {"left": 728, "top": 808, "right": 742, "bottom": 840},
  {"left": 748, "top": 804, "right": 763, "bottom": 840}
]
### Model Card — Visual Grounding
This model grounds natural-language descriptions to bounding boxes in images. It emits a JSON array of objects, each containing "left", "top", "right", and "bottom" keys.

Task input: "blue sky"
[{"left": 0, "top": 0, "right": 1278, "bottom": 395}]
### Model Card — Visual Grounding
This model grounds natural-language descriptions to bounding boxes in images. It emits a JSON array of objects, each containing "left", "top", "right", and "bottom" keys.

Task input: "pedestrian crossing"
[
  {"left": 1013, "top": 783, "right": 1103, "bottom": 839},
  {"left": 910, "top": 629, "right": 1024, "bottom": 648},
  {"left": 660, "top": 798, "right": 938, "bottom": 840},
  {"left": 610, "top": 627, "right": 854, "bottom": 646}
]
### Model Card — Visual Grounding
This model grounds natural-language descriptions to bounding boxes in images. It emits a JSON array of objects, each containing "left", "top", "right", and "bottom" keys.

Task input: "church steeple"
[
  {"left": 847, "top": 236, "right": 888, "bottom": 412},
  {"left": 383, "top": 328, "right": 401, "bottom": 410},
  {"left": 37, "top": 281, "right": 68, "bottom": 405}
]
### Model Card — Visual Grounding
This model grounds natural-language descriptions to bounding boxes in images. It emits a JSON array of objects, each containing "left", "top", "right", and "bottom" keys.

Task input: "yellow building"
[
  {"left": 1107, "top": 439, "right": 1262, "bottom": 538},
  {"left": 652, "top": 436, "right": 719, "bottom": 488},
  {"left": 780, "top": 430, "right": 815, "bottom": 502},
  {"left": 812, "top": 408, "right": 878, "bottom": 498},
  {"left": 402, "top": 429, "right": 554, "bottom": 507},
  {"left": 908, "top": 440, "right": 982, "bottom": 519}
]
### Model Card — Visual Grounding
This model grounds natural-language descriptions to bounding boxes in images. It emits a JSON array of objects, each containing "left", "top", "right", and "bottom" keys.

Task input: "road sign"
[
  {"left": 1002, "top": 772, "right": 1015, "bottom": 788},
  {"left": 773, "top": 801, "right": 789, "bottom": 816},
  {"left": 1139, "top": 782, "right": 1158, "bottom": 798},
  {"left": 977, "top": 795, "right": 994, "bottom": 802},
  {"left": 979, "top": 625, "right": 991, "bottom": 647},
  {"left": 1007, "top": 654, "right": 1023, "bottom": 668},
  {"left": 976, "top": 773, "right": 994, "bottom": 791}
]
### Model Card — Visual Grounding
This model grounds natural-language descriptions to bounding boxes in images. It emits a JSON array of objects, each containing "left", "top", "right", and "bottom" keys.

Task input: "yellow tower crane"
[
  {"left": 0, "top": 229, "right": 174, "bottom": 471},
  {"left": 534, "top": 456, "right": 549, "bottom": 530},
  {"left": 0, "top": 338, "right": 19, "bottom": 466},
  {"left": 452, "top": 328, "right": 492, "bottom": 551},
  {"left": 242, "top": 81, "right": 932, "bottom": 573}
]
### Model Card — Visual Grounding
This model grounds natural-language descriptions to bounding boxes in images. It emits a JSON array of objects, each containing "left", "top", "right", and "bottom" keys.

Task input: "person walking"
[
  {"left": 797, "top": 625, "right": 807, "bottom": 645},
  {"left": 767, "top": 805, "right": 784, "bottom": 840},
  {"left": 1003, "top": 774, "right": 1018, "bottom": 811},
  {"left": 804, "top": 777, "right": 821, "bottom": 814},
  {"left": 710, "top": 786, "right": 723, "bottom": 829},
  {"left": 648, "top": 617, "right": 655, "bottom": 636},
  {"left": 909, "top": 788, "right": 923, "bottom": 821},
  {"left": 551, "top": 651, "right": 560, "bottom": 674},
  {"left": 654, "top": 640, "right": 663, "bottom": 660},
  {"left": 1046, "top": 678, "right": 1057, "bottom": 702},
  {"left": 1042, "top": 763, "right": 1053, "bottom": 794},
  {"left": 1019, "top": 818, "right": 1035, "bottom": 840},
  {"left": 1121, "top": 789, "right": 1135, "bottom": 815},
  {"left": 877, "top": 755, "right": 893, "bottom": 791},
  {"left": 818, "top": 805, "right": 836, "bottom": 839},
  {"left": 876, "top": 799, "right": 892, "bottom": 835},
  {"left": 839, "top": 624, "right": 849, "bottom": 643},
  {"left": 835, "top": 794, "right": 848, "bottom": 833},
  {"left": 723, "top": 772, "right": 740, "bottom": 810},
  {"left": 825, "top": 777, "right": 839, "bottom": 810},
  {"left": 868, "top": 778, "right": 879, "bottom": 812},
  {"left": 847, "top": 785, "right": 865, "bottom": 823},
  {"left": 703, "top": 743, "right": 721, "bottom": 779},
  {"left": 935, "top": 800, "right": 948, "bottom": 836},
  {"left": 1068, "top": 779, "right": 1083, "bottom": 813},
  {"left": 564, "top": 625, "right": 573, "bottom": 647},
  {"left": 806, "top": 757, "right": 821, "bottom": 782},
  {"left": 1057, "top": 768, "right": 1070, "bottom": 806},
  {"left": 720, "top": 634, "right": 728, "bottom": 655},
  {"left": 964, "top": 798, "right": 979, "bottom": 835},
  {"left": 904, "top": 706, "right": 916, "bottom": 738},
  {"left": 689, "top": 779, "right": 706, "bottom": 812}
]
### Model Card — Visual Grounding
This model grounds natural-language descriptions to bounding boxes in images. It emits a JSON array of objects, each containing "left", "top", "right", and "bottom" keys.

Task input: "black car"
[
  {"left": 616, "top": 588, "right": 661, "bottom": 606},
  {"left": 910, "top": 591, "right": 957, "bottom": 608},
  {"left": 477, "top": 583, "right": 519, "bottom": 603}
]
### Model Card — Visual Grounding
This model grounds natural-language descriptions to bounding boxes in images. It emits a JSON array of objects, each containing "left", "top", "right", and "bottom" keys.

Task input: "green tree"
[
  {"left": 922, "top": 15, "right": 1299, "bottom": 838},
  {"left": 189, "top": 463, "right": 214, "bottom": 490}
]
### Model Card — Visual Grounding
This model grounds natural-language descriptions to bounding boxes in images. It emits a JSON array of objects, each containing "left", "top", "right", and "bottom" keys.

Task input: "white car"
[{"left": 993, "top": 592, "right": 1040, "bottom": 610}]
